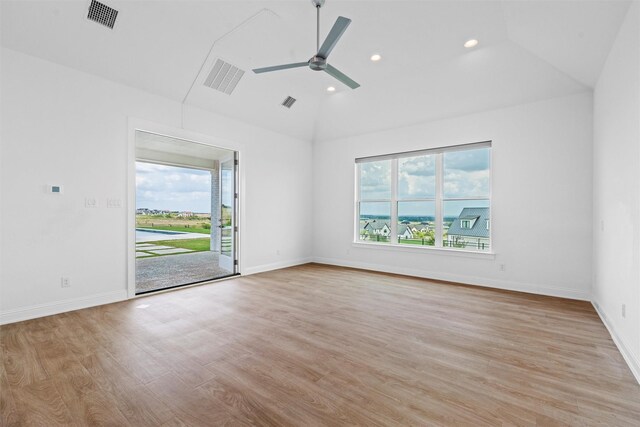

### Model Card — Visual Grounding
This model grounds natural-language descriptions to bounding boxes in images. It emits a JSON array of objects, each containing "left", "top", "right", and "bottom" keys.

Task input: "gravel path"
[{"left": 136, "top": 251, "right": 232, "bottom": 293}]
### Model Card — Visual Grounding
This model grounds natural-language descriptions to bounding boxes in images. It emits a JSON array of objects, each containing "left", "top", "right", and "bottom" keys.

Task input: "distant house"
[
  {"left": 398, "top": 224, "right": 414, "bottom": 240},
  {"left": 446, "top": 207, "right": 490, "bottom": 250},
  {"left": 363, "top": 220, "right": 415, "bottom": 240},
  {"left": 363, "top": 219, "right": 391, "bottom": 238},
  {"left": 361, "top": 219, "right": 437, "bottom": 241},
  {"left": 411, "top": 221, "right": 432, "bottom": 234}
]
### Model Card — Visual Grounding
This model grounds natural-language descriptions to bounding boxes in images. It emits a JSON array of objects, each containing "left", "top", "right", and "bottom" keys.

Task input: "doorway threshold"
[{"left": 135, "top": 272, "right": 241, "bottom": 296}]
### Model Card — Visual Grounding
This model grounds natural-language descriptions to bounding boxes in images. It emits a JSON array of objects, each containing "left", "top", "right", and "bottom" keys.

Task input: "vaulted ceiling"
[{"left": 1, "top": 0, "right": 631, "bottom": 142}]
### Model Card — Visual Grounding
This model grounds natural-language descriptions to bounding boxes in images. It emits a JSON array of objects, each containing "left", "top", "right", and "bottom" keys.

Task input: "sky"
[
  {"left": 360, "top": 147, "right": 490, "bottom": 218},
  {"left": 136, "top": 162, "right": 212, "bottom": 213}
]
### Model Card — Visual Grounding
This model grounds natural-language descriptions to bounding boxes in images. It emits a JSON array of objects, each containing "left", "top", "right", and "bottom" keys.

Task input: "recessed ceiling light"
[
  {"left": 370, "top": 54, "right": 382, "bottom": 62},
  {"left": 464, "top": 39, "right": 479, "bottom": 48},
  {"left": 327, "top": 86, "right": 336, "bottom": 92}
]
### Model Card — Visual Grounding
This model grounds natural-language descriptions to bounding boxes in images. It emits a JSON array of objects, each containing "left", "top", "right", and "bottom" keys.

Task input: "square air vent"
[
  {"left": 204, "top": 59, "right": 245, "bottom": 95},
  {"left": 282, "top": 96, "right": 297, "bottom": 109},
  {"left": 87, "top": 0, "right": 118, "bottom": 29}
]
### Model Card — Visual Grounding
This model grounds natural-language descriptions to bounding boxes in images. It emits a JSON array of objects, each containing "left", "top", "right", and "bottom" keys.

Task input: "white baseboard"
[
  {"left": 592, "top": 301, "right": 640, "bottom": 385},
  {"left": 0, "top": 256, "right": 314, "bottom": 324},
  {"left": 312, "top": 257, "right": 591, "bottom": 301},
  {"left": 242, "top": 257, "right": 313, "bottom": 276},
  {"left": 0, "top": 290, "right": 128, "bottom": 325}
]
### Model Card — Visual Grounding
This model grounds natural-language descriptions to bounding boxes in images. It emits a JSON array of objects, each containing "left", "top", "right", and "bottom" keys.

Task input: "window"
[
  {"left": 355, "top": 142, "right": 491, "bottom": 252},
  {"left": 358, "top": 160, "right": 392, "bottom": 243}
]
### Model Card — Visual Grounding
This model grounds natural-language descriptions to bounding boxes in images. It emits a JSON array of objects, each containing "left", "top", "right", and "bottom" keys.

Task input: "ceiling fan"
[{"left": 252, "top": 0, "right": 360, "bottom": 89}]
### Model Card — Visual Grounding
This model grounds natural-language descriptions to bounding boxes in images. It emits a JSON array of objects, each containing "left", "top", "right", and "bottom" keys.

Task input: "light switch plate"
[{"left": 107, "top": 198, "right": 122, "bottom": 208}]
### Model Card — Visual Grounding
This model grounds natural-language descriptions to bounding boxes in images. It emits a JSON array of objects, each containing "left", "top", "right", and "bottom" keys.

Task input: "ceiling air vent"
[
  {"left": 282, "top": 96, "right": 297, "bottom": 109},
  {"left": 204, "top": 59, "right": 245, "bottom": 95},
  {"left": 87, "top": 0, "right": 118, "bottom": 29}
]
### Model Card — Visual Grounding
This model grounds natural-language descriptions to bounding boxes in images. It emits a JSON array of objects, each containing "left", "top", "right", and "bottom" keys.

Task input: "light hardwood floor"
[{"left": 2, "top": 263, "right": 639, "bottom": 426}]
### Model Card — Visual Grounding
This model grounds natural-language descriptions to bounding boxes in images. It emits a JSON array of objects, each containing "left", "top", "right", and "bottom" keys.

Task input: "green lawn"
[
  {"left": 136, "top": 238, "right": 211, "bottom": 258},
  {"left": 398, "top": 239, "right": 435, "bottom": 246},
  {"left": 153, "top": 238, "right": 211, "bottom": 251},
  {"left": 137, "top": 225, "right": 211, "bottom": 234}
]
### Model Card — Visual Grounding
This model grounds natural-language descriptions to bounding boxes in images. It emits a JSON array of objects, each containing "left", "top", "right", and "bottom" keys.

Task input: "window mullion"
[
  {"left": 390, "top": 158, "right": 398, "bottom": 244},
  {"left": 435, "top": 153, "right": 443, "bottom": 247},
  {"left": 355, "top": 164, "right": 361, "bottom": 242}
]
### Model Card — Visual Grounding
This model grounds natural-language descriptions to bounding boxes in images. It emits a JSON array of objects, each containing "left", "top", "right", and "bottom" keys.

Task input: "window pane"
[
  {"left": 359, "top": 202, "right": 391, "bottom": 243},
  {"left": 360, "top": 160, "right": 391, "bottom": 200},
  {"left": 398, "top": 155, "right": 435, "bottom": 199},
  {"left": 397, "top": 201, "right": 435, "bottom": 246},
  {"left": 443, "top": 148, "right": 490, "bottom": 199},
  {"left": 443, "top": 200, "right": 490, "bottom": 251}
]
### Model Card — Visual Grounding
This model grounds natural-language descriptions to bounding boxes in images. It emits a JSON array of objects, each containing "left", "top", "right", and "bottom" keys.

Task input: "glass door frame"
[
  {"left": 128, "top": 124, "right": 241, "bottom": 299},
  {"left": 218, "top": 152, "right": 238, "bottom": 273}
]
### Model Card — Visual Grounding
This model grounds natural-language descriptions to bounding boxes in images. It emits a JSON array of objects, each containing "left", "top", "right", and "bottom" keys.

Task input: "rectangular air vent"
[
  {"left": 204, "top": 59, "right": 245, "bottom": 95},
  {"left": 282, "top": 96, "right": 297, "bottom": 109},
  {"left": 87, "top": 0, "right": 118, "bottom": 29}
]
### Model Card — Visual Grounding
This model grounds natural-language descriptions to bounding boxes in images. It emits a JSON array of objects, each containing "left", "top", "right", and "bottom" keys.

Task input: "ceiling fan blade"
[
  {"left": 317, "top": 16, "right": 351, "bottom": 59},
  {"left": 324, "top": 64, "right": 360, "bottom": 89},
  {"left": 252, "top": 62, "right": 308, "bottom": 74}
]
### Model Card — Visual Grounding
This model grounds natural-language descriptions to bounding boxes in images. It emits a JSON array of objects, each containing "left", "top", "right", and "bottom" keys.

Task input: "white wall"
[
  {"left": 593, "top": 1, "right": 640, "bottom": 381},
  {"left": 313, "top": 92, "right": 593, "bottom": 300},
  {"left": 0, "top": 47, "right": 312, "bottom": 323}
]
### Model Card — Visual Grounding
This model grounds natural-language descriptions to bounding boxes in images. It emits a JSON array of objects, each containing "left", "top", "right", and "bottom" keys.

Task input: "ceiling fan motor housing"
[{"left": 309, "top": 56, "right": 327, "bottom": 71}]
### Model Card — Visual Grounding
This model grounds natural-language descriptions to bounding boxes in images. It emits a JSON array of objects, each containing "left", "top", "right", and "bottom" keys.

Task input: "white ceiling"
[
  {"left": 1, "top": 0, "right": 631, "bottom": 142},
  {"left": 136, "top": 130, "right": 235, "bottom": 162}
]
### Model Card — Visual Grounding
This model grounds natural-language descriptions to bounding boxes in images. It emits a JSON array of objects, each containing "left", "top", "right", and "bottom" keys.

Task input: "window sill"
[{"left": 351, "top": 242, "right": 496, "bottom": 259}]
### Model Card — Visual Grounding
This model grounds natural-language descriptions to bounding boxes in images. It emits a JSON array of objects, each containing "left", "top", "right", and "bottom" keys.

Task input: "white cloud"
[
  {"left": 136, "top": 162, "right": 212, "bottom": 213},
  {"left": 399, "top": 155, "right": 436, "bottom": 198}
]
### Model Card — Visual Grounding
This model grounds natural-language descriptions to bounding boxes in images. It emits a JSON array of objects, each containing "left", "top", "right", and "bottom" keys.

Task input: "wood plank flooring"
[{"left": 2, "top": 263, "right": 639, "bottom": 426}]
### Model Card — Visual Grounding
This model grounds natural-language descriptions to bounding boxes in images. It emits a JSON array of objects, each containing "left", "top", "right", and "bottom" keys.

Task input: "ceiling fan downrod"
[
  {"left": 317, "top": 4, "right": 320, "bottom": 53},
  {"left": 312, "top": 0, "right": 326, "bottom": 71}
]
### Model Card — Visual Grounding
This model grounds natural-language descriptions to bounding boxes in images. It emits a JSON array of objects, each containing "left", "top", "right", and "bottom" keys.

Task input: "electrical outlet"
[
  {"left": 276, "top": 249, "right": 281, "bottom": 255},
  {"left": 61, "top": 277, "right": 70, "bottom": 288},
  {"left": 85, "top": 197, "right": 97, "bottom": 208},
  {"left": 499, "top": 264, "right": 506, "bottom": 272},
  {"left": 622, "top": 304, "right": 626, "bottom": 318}
]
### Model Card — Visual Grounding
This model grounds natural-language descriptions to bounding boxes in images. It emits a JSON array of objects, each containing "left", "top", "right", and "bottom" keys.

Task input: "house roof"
[
  {"left": 363, "top": 219, "right": 389, "bottom": 231},
  {"left": 460, "top": 215, "right": 480, "bottom": 220},
  {"left": 447, "top": 207, "right": 490, "bottom": 239},
  {"left": 398, "top": 224, "right": 412, "bottom": 235}
]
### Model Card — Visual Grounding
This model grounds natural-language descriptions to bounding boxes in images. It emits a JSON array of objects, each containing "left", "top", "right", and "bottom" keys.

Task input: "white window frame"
[{"left": 354, "top": 141, "right": 492, "bottom": 253}]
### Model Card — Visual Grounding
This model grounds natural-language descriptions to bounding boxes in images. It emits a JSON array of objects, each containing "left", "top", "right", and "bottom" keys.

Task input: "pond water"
[{"left": 136, "top": 228, "right": 208, "bottom": 242}]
